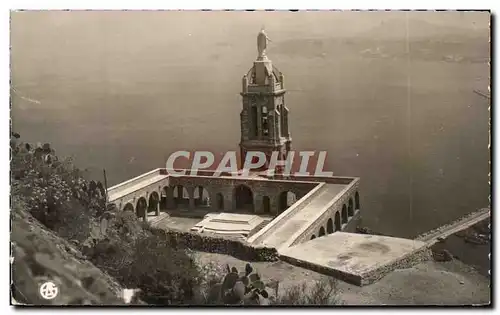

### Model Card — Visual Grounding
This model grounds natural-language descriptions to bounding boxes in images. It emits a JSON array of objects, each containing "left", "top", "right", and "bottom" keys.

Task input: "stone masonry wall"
[
  {"left": 280, "top": 242, "right": 432, "bottom": 286},
  {"left": 149, "top": 227, "right": 279, "bottom": 262},
  {"left": 168, "top": 175, "right": 317, "bottom": 215}
]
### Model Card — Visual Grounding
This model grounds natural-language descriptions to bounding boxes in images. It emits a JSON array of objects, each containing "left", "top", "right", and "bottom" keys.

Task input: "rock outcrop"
[{"left": 11, "top": 205, "right": 128, "bottom": 305}]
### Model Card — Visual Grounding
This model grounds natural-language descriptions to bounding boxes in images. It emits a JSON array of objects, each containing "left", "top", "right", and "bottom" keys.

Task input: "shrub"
[
  {"left": 274, "top": 277, "right": 340, "bottom": 305},
  {"left": 127, "top": 235, "right": 201, "bottom": 305},
  {"left": 10, "top": 137, "right": 102, "bottom": 241}
]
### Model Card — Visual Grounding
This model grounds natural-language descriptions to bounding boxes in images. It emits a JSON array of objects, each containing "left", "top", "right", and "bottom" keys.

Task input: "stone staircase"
[{"left": 257, "top": 183, "right": 346, "bottom": 249}]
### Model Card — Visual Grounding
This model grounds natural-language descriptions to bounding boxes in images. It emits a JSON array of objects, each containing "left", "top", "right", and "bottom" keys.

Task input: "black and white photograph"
[{"left": 8, "top": 8, "right": 491, "bottom": 306}]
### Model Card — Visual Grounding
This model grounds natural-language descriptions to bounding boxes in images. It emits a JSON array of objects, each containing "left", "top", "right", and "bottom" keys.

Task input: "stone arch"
[
  {"left": 261, "top": 106, "right": 269, "bottom": 136},
  {"left": 172, "top": 185, "right": 189, "bottom": 208},
  {"left": 310, "top": 234, "right": 316, "bottom": 240},
  {"left": 327, "top": 218, "right": 334, "bottom": 234},
  {"left": 234, "top": 184, "right": 254, "bottom": 211},
  {"left": 193, "top": 186, "right": 211, "bottom": 207},
  {"left": 319, "top": 226, "right": 326, "bottom": 237},
  {"left": 335, "top": 211, "right": 341, "bottom": 231},
  {"left": 123, "top": 202, "right": 134, "bottom": 212},
  {"left": 262, "top": 196, "right": 271, "bottom": 214},
  {"left": 348, "top": 198, "right": 354, "bottom": 217},
  {"left": 136, "top": 197, "right": 148, "bottom": 220},
  {"left": 216, "top": 193, "right": 224, "bottom": 210},
  {"left": 355, "top": 191, "right": 360, "bottom": 210},
  {"left": 278, "top": 191, "right": 297, "bottom": 213},
  {"left": 148, "top": 191, "right": 160, "bottom": 214},
  {"left": 342, "top": 204, "right": 348, "bottom": 224}
]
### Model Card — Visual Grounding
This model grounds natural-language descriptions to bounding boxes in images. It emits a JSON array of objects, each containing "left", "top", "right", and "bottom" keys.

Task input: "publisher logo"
[{"left": 39, "top": 281, "right": 59, "bottom": 300}]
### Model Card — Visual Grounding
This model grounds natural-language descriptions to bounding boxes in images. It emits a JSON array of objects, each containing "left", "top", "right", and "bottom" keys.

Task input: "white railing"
[{"left": 107, "top": 168, "right": 163, "bottom": 195}]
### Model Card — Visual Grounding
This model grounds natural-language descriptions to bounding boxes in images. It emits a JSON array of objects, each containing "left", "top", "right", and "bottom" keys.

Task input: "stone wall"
[
  {"left": 359, "top": 246, "right": 432, "bottom": 286},
  {"left": 279, "top": 254, "right": 363, "bottom": 286},
  {"left": 149, "top": 227, "right": 279, "bottom": 262},
  {"left": 168, "top": 175, "right": 317, "bottom": 215},
  {"left": 280, "top": 243, "right": 432, "bottom": 286}
]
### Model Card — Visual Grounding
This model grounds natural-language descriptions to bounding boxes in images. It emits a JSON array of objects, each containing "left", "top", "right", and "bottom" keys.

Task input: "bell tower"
[{"left": 239, "top": 30, "right": 292, "bottom": 173}]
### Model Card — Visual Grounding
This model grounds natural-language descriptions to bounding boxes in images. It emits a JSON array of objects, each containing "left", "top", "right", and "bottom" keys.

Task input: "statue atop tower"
[{"left": 257, "top": 27, "right": 271, "bottom": 60}]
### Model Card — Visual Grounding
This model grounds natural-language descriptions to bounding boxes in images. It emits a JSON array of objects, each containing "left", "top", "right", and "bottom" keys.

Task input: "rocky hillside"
[
  {"left": 10, "top": 136, "right": 202, "bottom": 305},
  {"left": 11, "top": 200, "right": 129, "bottom": 305}
]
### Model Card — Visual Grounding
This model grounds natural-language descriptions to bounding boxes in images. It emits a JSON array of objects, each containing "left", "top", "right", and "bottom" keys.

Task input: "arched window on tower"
[
  {"left": 251, "top": 106, "right": 258, "bottom": 137},
  {"left": 262, "top": 106, "right": 269, "bottom": 136},
  {"left": 282, "top": 104, "right": 289, "bottom": 137},
  {"left": 278, "top": 104, "right": 284, "bottom": 135},
  {"left": 275, "top": 105, "right": 281, "bottom": 138}
]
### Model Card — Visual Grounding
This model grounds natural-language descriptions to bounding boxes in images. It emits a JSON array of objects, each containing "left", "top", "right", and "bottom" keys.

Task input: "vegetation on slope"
[{"left": 10, "top": 133, "right": 202, "bottom": 304}]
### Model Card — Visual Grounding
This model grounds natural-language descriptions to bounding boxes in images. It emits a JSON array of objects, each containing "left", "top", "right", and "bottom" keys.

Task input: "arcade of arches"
[
  {"left": 116, "top": 184, "right": 302, "bottom": 219},
  {"left": 309, "top": 192, "right": 360, "bottom": 241}
]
